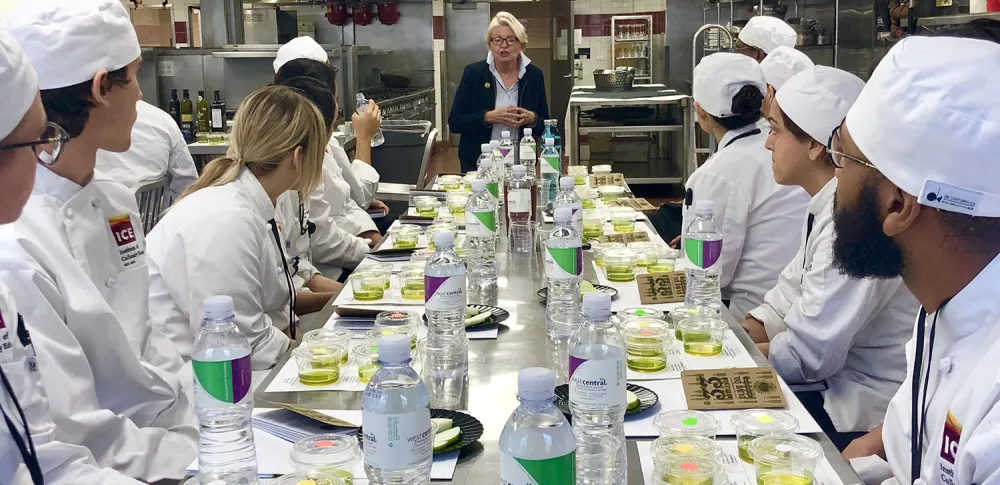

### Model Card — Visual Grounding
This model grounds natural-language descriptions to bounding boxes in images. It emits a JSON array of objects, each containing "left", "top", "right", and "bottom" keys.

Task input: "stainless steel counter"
[{"left": 256, "top": 221, "right": 862, "bottom": 484}]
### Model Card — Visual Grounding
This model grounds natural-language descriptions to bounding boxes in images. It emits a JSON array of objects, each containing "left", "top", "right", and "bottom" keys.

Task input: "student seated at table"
[
  {"left": 146, "top": 85, "right": 328, "bottom": 369},
  {"left": 740, "top": 66, "right": 918, "bottom": 451}
]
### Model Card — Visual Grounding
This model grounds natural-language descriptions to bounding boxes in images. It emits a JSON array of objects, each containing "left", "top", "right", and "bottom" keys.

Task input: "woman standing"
[
  {"left": 146, "top": 85, "right": 328, "bottom": 369},
  {"left": 449, "top": 12, "right": 550, "bottom": 173}
]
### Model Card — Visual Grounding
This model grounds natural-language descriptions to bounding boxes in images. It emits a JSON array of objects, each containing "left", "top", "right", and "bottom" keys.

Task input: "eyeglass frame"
[
  {"left": 489, "top": 36, "right": 520, "bottom": 47},
  {"left": 0, "top": 122, "right": 70, "bottom": 167},
  {"left": 827, "top": 122, "right": 878, "bottom": 171}
]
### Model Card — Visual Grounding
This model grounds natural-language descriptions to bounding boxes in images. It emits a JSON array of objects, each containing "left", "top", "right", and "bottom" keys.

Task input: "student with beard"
[
  {"left": 829, "top": 27, "right": 1000, "bottom": 485},
  {"left": 741, "top": 66, "right": 918, "bottom": 450}
]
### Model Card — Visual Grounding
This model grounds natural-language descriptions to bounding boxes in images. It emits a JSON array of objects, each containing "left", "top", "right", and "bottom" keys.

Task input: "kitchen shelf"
[
  {"left": 612, "top": 15, "right": 654, "bottom": 86},
  {"left": 634, "top": 75, "right": 652, "bottom": 79},
  {"left": 614, "top": 37, "right": 651, "bottom": 42},
  {"left": 579, "top": 124, "right": 684, "bottom": 134},
  {"left": 900, "top": 11, "right": 1000, "bottom": 26},
  {"left": 616, "top": 56, "right": 651, "bottom": 60}
]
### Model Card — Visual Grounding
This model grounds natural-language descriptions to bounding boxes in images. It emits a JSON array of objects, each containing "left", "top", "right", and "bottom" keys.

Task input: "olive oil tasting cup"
[
  {"left": 293, "top": 344, "right": 345, "bottom": 386},
  {"left": 748, "top": 435, "right": 822, "bottom": 485},
  {"left": 623, "top": 318, "right": 669, "bottom": 372},
  {"left": 731, "top": 409, "right": 799, "bottom": 464},
  {"left": 653, "top": 410, "right": 720, "bottom": 440},
  {"left": 679, "top": 317, "right": 727, "bottom": 357},
  {"left": 603, "top": 248, "right": 638, "bottom": 282}
]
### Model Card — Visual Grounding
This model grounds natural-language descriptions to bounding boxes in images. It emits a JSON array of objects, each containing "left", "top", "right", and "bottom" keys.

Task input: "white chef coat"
[
  {"left": 0, "top": 167, "right": 197, "bottom": 481},
  {"left": 0, "top": 281, "right": 144, "bottom": 485},
  {"left": 329, "top": 136, "right": 380, "bottom": 211},
  {"left": 326, "top": 138, "right": 379, "bottom": 235},
  {"left": 275, "top": 190, "right": 319, "bottom": 290},
  {"left": 308, "top": 151, "right": 371, "bottom": 280},
  {"left": 95, "top": 100, "right": 198, "bottom": 201},
  {"left": 147, "top": 168, "right": 293, "bottom": 370},
  {"left": 747, "top": 178, "right": 918, "bottom": 432},
  {"left": 865, "top": 254, "right": 1000, "bottom": 485},
  {"left": 682, "top": 125, "right": 809, "bottom": 318}
]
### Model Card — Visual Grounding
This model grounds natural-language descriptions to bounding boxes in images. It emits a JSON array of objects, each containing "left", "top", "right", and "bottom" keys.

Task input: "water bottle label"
[
  {"left": 486, "top": 182, "right": 500, "bottom": 201},
  {"left": 507, "top": 189, "right": 531, "bottom": 214},
  {"left": 520, "top": 145, "right": 536, "bottom": 165},
  {"left": 684, "top": 239, "right": 723, "bottom": 270},
  {"left": 572, "top": 207, "right": 583, "bottom": 235},
  {"left": 425, "top": 274, "right": 467, "bottom": 311},
  {"left": 568, "top": 355, "right": 626, "bottom": 408},
  {"left": 362, "top": 408, "right": 433, "bottom": 470},
  {"left": 466, "top": 210, "right": 496, "bottom": 237},
  {"left": 193, "top": 354, "right": 252, "bottom": 408},
  {"left": 500, "top": 147, "right": 515, "bottom": 166},
  {"left": 501, "top": 450, "right": 576, "bottom": 485},
  {"left": 541, "top": 155, "right": 560, "bottom": 174},
  {"left": 544, "top": 246, "right": 583, "bottom": 280}
]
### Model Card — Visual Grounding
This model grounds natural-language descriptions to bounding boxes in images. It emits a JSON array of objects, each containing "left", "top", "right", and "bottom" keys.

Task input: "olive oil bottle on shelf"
[
  {"left": 196, "top": 90, "right": 210, "bottom": 143},
  {"left": 210, "top": 90, "right": 227, "bottom": 135},
  {"left": 180, "top": 89, "right": 194, "bottom": 143},
  {"left": 168, "top": 89, "right": 181, "bottom": 128}
]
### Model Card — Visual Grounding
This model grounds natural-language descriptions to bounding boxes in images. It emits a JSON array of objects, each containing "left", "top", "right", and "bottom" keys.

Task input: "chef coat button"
[
  {"left": 91, "top": 198, "right": 101, "bottom": 208},
  {"left": 939, "top": 357, "right": 953, "bottom": 374},
  {"left": 105, "top": 277, "right": 115, "bottom": 288},
  {"left": 66, "top": 209, "right": 74, "bottom": 218}
]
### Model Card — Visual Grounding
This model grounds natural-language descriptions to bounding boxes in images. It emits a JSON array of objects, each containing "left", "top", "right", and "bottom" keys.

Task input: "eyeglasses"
[
  {"left": 827, "top": 124, "right": 878, "bottom": 170},
  {"left": 490, "top": 36, "right": 520, "bottom": 47},
  {"left": 0, "top": 122, "right": 70, "bottom": 166}
]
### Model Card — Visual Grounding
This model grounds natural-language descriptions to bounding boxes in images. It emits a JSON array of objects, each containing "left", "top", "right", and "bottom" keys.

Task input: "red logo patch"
[
  {"left": 108, "top": 215, "right": 137, "bottom": 247},
  {"left": 940, "top": 411, "right": 962, "bottom": 464}
]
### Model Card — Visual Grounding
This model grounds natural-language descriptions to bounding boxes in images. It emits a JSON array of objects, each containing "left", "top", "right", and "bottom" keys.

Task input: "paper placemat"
[
  {"left": 637, "top": 438, "right": 844, "bottom": 485},
  {"left": 626, "top": 330, "right": 758, "bottom": 381},
  {"left": 333, "top": 275, "right": 425, "bottom": 306}
]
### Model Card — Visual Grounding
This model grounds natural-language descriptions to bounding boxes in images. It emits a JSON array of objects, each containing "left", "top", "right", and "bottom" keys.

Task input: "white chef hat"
[
  {"left": 274, "top": 37, "right": 329, "bottom": 73},
  {"left": 760, "top": 46, "right": 814, "bottom": 90},
  {"left": 775, "top": 66, "right": 864, "bottom": 144},
  {"left": 738, "top": 16, "right": 797, "bottom": 54},
  {"left": 1, "top": 0, "right": 139, "bottom": 90},
  {"left": 846, "top": 36, "right": 1000, "bottom": 217},
  {"left": 0, "top": 27, "right": 38, "bottom": 141},
  {"left": 693, "top": 52, "right": 766, "bottom": 118}
]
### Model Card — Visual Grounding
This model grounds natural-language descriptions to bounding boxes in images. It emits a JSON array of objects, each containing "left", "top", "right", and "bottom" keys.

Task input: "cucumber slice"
[
  {"left": 465, "top": 307, "right": 480, "bottom": 318},
  {"left": 464, "top": 311, "right": 493, "bottom": 327},
  {"left": 627, "top": 390, "right": 640, "bottom": 411},
  {"left": 580, "top": 280, "right": 597, "bottom": 294},
  {"left": 433, "top": 426, "right": 462, "bottom": 452},
  {"left": 431, "top": 418, "right": 454, "bottom": 433}
]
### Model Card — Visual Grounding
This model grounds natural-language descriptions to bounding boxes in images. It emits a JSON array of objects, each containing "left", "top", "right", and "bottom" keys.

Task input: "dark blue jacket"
[{"left": 448, "top": 59, "right": 550, "bottom": 173}]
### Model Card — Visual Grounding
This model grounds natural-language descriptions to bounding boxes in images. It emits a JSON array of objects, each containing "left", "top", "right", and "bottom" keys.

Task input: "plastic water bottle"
[
  {"left": 424, "top": 231, "right": 467, "bottom": 336},
  {"left": 553, "top": 175, "right": 583, "bottom": 236},
  {"left": 465, "top": 179, "right": 497, "bottom": 287},
  {"left": 499, "top": 368, "right": 577, "bottom": 484},
  {"left": 544, "top": 119, "right": 562, "bottom": 155},
  {"left": 362, "top": 334, "right": 433, "bottom": 484},
  {"left": 192, "top": 296, "right": 257, "bottom": 474},
  {"left": 499, "top": 130, "right": 515, "bottom": 170},
  {"left": 356, "top": 93, "right": 385, "bottom": 147},
  {"left": 505, "top": 165, "right": 535, "bottom": 251},
  {"left": 540, "top": 139, "right": 561, "bottom": 211},
  {"left": 684, "top": 200, "right": 723, "bottom": 312},
  {"left": 545, "top": 207, "right": 583, "bottom": 340},
  {"left": 570, "top": 292, "right": 627, "bottom": 485},
  {"left": 519, "top": 128, "right": 537, "bottom": 173},
  {"left": 476, "top": 143, "right": 492, "bottom": 173}
]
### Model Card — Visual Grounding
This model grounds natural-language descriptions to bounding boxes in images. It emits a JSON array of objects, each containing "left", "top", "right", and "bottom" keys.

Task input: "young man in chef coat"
[
  {"left": 0, "top": 27, "right": 145, "bottom": 485},
  {"left": 734, "top": 16, "right": 797, "bottom": 62},
  {"left": 830, "top": 32, "right": 1000, "bottom": 485},
  {"left": 740, "top": 66, "right": 919, "bottom": 450},
  {"left": 0, "top": 0, "right": 197, "bottom": 482}
]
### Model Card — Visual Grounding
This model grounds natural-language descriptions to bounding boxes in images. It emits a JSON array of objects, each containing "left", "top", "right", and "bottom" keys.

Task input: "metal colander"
[{"left": 593, "top": 67, "right": 636, "bottom": 92}]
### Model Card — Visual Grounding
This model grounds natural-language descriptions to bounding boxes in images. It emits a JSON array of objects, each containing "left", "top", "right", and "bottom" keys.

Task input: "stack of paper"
[{"left": 252, "top": 409, "right": 357, "bottom": 442}]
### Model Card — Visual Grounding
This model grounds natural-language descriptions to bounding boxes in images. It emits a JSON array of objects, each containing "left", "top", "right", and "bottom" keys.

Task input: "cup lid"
[
  {"left": 291, "top": 435, "right": 359, "bottom": 470},
  {"left": 677, "top": 317, "right": 727, "bottom": 332},
  {"left": 662, "top": 455, "right": 720, "bottom": 479},
  {"left": 303, "top": 328, "right": 352, "bottom": 342},
  {"left": 651, "top": 436, "right": 721, "bottom": 460},
  {"left": 187, "top": 471, "right": 259, "bottom": 485},
  {"left": 618, "top": 307, "right": 665, "bottom": 321},
  {"left": 653, "top": 410, "right": 720, "bottom": 438},
  {"left": 731, "top": 409, "right": 799, "bottom": 435},
  {"left": 748, "top": 435, "right": 822, "bottom": 467},
  {"left": 270, "top": 471, "right": 346, "bottom": 485}
]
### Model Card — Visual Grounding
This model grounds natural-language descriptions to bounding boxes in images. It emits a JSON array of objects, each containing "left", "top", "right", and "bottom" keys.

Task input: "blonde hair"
[
  {"left": 485, "top": 12, "right": 528, "bottom": 47},
  {"left": 177, "top": 85, "right": 326, "bottom": 203}
]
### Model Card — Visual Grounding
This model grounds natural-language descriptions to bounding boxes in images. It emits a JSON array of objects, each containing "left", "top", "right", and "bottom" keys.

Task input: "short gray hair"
[{"left": 485, "top": 12, "right": 528, "bottom": 46}]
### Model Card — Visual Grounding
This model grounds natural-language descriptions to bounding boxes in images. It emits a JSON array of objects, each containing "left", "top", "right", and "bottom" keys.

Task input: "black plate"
[
  {"left": 553, "top": 383, "right": 659, "bottom": 417},
  {"left": 357, "top": 409, "right": 484, "bottom": 455},
  {"left": 422, "top": 304, "right": 510, "bottom": 328},
  {"left": 537, "top": 284, "right": 620, "bottom": 302}
]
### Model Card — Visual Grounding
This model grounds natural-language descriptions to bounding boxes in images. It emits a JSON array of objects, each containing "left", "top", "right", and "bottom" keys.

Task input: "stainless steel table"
[{"left": 256, "top": 221, "right": 862, "bottom": 484}]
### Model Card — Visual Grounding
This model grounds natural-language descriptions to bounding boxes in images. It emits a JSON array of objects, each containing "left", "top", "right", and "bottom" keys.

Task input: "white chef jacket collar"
[
  {"left": 32, "top": 164, "right": 83, "bottom": 204},
  {"left": 487, "top": 51, "right": 531, "bottom": 82},
  {"left": 234, "top": 167, "right": 276, "bottom": 221},
  {"left": 935, "top": 253, "right": 1000, "bottom": 340},
  {"left": 717, "top": 123, "right": 760, "bottom": 148},
  {"left": 808, "top": 177, "right": 837, "bottom": 215}
]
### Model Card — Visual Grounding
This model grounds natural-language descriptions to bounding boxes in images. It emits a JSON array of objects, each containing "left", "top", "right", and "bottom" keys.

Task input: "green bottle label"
[{"left": 501, "top": 450, "right": 575, "bottom": 485}]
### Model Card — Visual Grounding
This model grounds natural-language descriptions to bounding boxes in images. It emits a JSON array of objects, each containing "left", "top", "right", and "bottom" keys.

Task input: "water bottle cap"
[
  {"left": 518, "top": 367, "right": 555, "bottom": 401},
  {"left": 355, "top": 93, "right": 366, "bottom": 100},
  {"left": 471, "top": 179, "right": 486, "bottom": 192},
  {"left": 546, "top": 138, "right": 555, "bottom": 146},
  {"left": 582, "top": 292, "right": 613, "bottom": 320},
  {"left": 554, "top": 207, "right": 572, "bottom": 223},
  {"left": 694, "top": 200, "right": 714, "bottom": 216},
  {"left": 479, "top": 157, "right": 492, "bottom": 169},
  {"left": 433, "top": 231, "right": 454, "bottom": 249},
  {"left": 560, "top": 176, "right": 574, "bottom": 190},
  {"left": 490, "top": 140, "right": 500, "bottom": 148},
  {"left": 377, "top": 334, "right": 411, "bottom": 363},
  {"left": 203, "top": 295, "right": 234, "bottom": 321},
  {"left": 480, "top": 143, "right": 491, "bottom": 153},
  {"left": 502, "top": 130, "right": 511, "bottom": 138},
  {"left": 512, "top": 165, "right": 526, "bottom": 175},
  {"left": 524, "top": 128, "right": 532, "bottom": 136}
]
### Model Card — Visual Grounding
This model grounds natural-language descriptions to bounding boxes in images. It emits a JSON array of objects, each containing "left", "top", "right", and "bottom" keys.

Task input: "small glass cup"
[
  {"left": 650, "top": 436, "right": 722, "bottom": 470},
  {"left": 617, "top": 307, "right": 665, "bottom": 323},
  {"left": 582, "top": 208, "right": 607, "bottom": 240},
  {"left": 679, "top": 317, "right": 727, "bottom": 357},
  {"left": 594, "top": 241, "right": 625, "bottom": 268},
  {"left": 603, "top": 248, "right": 637, "bottom": 282},
  {"left": 591, "top": 164, "right": 613, "bottom": 174},
  {"left": 748, "top": 435, "right": 822, "bottom": 485},
  {"left": 400, "top": 268, "right": 425, "bottom": 301},
  {"left": 610, "top": 207, "right": 636, "bottom": 233},
  {"left": 623, "top": 318, "right": 669, "bottom": 372},
  {"left": 413, "top": 196, "right": 441, "bottom": 218},
  {"left": 352, "top": 343, "right": 380, "bottom": 383},
  {"left": 446, "top": 193, "right": 470, "bottom": 217},
  {"left": 303, "top": 328, "right": 353, "bottom": 364},
  {"left": 653, "top": 410, "right": 720, "bottom": 439},
  {"left": 568, "top": 165, "right": 589, "bottom": 186},
  {"left": 366, "top": 326, "right": 416, "bottom": 351},
  {"left": 375, "top": 311, "right": 420, "bottom": 347},
  {"left": 291, "top": 435, "right": 359, "bottom": 484},
  {"left": 410, "top": 248, "right": 435, "bottom": 265},
  {"left": 652, "top": 455, "right": 720, "bottom": 485},
  {"left": 577, "top": 187, "right": 599, "bottom": 209},
  {"left": 649, "top": 247, "right": 680, "bottom": 274},
  {"left": 292, "top": 344, "right": 345, "bottom": 386},
  {"left": 433, "top": 211, "right": 457, "bottom": 225},
  {"left": 392, "top": 224, "right": 422, "bottom": 249},
  {"left": 367, "top": 262, "right": 394, "bottom": 290},
  {"left": 575, "top": 429, "right": 623, "bottom": 484},
  {"left": 270, "top": 471, "right": 346, "bottom": 485},
  {"left": 350, "top": 270, "right": 386, "bottom": 301},
  {"left": 627, "top": 241, "right": 660, "bottom": 267},
  {"left": 599, "top": 185, "right": 626, "bottom": 204},
  {"left": 667, "top": 305, "right": 720, "bottom": 341},
  {"left": 426, "top": 222, "right": 457, "bottom": 250},
  {"left": 508, "top": 220, "right": 535, "bottom": 253},
  {"left": 732, "top": 409, "right": 800, "bottom": 464},
  {"left": 437, "top": 174, "right": 463, "bottom": 191}
]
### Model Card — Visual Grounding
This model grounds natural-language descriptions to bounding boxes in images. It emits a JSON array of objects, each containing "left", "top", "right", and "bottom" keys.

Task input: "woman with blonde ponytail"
[{"left": 145, "top": 85, "right": 327, "bottom": 369}]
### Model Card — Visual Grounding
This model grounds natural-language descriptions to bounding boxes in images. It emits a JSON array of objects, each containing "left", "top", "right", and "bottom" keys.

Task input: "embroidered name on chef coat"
[
  {"left": 934, "top": 410, "right": 962, "bottom": 484},
  {"left": 108, "top": 214, "right": 145, "bottom": 268},
  {"left": 0, "top": 311, "right": 11, "bottom": 359}
]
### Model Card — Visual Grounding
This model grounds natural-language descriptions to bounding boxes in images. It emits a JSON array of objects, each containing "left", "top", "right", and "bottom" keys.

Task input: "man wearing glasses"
[{"left": 0, "top": 0, "right": 197, "bottom": 482}]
